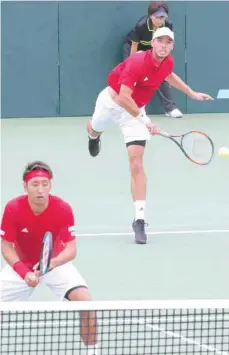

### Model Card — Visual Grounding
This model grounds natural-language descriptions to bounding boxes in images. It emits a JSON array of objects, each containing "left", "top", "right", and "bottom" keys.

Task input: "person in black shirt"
[{"left": 123, "top": 1, "right": 183, "bottom": 118}]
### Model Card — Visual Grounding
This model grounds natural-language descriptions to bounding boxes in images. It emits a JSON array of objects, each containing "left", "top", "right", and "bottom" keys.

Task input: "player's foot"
[
  {"left": 88, "top": 136, "right": 101, "bottom": 157},
  {"left": 132, "top": 219, "right": 147, "bottom": 244},
  {"left": 165, "top": 108, "right": 183, "bottom": 118}
]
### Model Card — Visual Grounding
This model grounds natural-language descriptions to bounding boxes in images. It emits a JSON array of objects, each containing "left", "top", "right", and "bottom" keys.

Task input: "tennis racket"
[
  {"left": 38, "top": 231, "right": 53, "bottom": 275},
  {"left": 158, "top": 130, "right": 214, "bottom": 166}
]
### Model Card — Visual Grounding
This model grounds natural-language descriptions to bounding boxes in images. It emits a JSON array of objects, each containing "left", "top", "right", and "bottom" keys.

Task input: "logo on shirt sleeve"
[
  {"left": 68, "top": 225, "right": 76, "bottom": 237},
  {"left": 0, "top": 230, "right": 5, "bottom": 236},
  {"left": 68, "top": 226, "right": 75, "bottom": 232}
]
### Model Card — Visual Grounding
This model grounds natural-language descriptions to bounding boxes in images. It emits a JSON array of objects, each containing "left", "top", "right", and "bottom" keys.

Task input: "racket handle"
[{"left": 159, "top": 130, "right": 170, "bottom": 137}]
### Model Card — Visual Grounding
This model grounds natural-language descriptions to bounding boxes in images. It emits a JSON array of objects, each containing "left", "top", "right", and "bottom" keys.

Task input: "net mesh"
[
  {"left": 181, "top": 132, "right": 213, "bottom": 164},
  {"left": 1, "top": 301, "right": 229, "bottom": 355}
]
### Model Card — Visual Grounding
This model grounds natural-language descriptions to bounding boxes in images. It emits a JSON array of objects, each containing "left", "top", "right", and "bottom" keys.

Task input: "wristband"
[
  {"left": 13, "top": 261, "right": 30, "bottom": 280},
  {"left": 137, "top": 112, "right": 151, "bottom": 125}
]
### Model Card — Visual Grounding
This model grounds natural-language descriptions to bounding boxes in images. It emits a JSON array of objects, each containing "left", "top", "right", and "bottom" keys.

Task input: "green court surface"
[{"left": 1, "top": 113, "right": 229, "bottom": 301}]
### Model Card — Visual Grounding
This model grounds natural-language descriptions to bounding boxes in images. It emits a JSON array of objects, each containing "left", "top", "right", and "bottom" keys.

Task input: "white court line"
[
  {"left": 145, "top": 323, "right": 228, "bottom": 355},
  {"left": 1, "top": 319, "right": 228, "bottom": 355},
  {"left": 76, "top": 229, "right": 229, "bottom": 237}
]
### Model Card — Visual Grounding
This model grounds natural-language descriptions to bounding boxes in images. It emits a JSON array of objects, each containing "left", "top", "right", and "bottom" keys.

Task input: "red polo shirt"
[
  {"left": 0, "top": 195, "right": 76, "bottom": 269},
  {"left": 108, "top": 50, "right": 174, "bottom": 108}
]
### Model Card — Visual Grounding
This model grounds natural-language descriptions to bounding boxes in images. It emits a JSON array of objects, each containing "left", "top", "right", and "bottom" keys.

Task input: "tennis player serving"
[
  {"left": 87, "top": 27, "right": 213, "bottom": 245},
  {"left": 0, "top": 161, "right": 98, "bottom": 355}
]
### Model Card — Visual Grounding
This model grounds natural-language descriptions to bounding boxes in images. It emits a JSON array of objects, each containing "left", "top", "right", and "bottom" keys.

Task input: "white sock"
[
  {"left": 134, "top": 200, "right": 146, "bottom": 220},
  {"left": 87, "top": 344, "right": 99, "bottom": 355},
  {"left": 88, "top": 134, "right": 99, "bottom": 140}
]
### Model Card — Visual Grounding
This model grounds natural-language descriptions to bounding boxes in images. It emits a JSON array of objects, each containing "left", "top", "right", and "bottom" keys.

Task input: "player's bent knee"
[{"left": 64, "top": 285, "right": 90, "bottom": 301}]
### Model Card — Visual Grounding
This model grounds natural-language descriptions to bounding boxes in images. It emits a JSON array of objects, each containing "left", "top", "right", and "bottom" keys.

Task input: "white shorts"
[
  {"left": 91, "top": 87, "right": 151, "bottom": 144},
  {"left": 0, "top": 262, "right": 87, "bottom": 302}
]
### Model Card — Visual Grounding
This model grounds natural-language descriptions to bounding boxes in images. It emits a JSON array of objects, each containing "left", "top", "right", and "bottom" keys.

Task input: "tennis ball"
[{"left": 218, "top": 146, "right": 229, "bottom": 158}]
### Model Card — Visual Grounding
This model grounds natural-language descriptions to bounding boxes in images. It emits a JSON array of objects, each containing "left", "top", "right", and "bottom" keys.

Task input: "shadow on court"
[{"left": 1, "top": 113, "right": 229, "bottom": 300}]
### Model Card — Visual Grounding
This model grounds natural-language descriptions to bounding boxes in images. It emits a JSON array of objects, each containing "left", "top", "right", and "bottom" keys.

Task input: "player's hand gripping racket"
[
  {"left": 38, "top": 232, "right": 53, "bottom": 275},
  {"left": 158, "top": 130, "right": 214, "bottom": 165}
]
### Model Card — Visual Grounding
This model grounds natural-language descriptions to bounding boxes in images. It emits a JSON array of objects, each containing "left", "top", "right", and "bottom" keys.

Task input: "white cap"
[{"left": 153, "top": 27, "right": 174, "bottom": 41}]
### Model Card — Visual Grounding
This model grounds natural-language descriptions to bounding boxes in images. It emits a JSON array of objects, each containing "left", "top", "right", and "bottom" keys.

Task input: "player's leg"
[
  {"left": 119, "top": 111, "right": 151, "bottom": 244},
  {"left": 44, "top": 262, "right": 98, "bottom": 355},
  {"left": 0, "top": 264, "right": 34, "bottom": 301},
  {"left": 66, "top": 287, "right": 98, "bottom": 355},
  {"left": 87, "top": 87, "right": 115, "bottom": 157},
  {"left": 127, "top": 142, "right": 148, "bottom": 244}
]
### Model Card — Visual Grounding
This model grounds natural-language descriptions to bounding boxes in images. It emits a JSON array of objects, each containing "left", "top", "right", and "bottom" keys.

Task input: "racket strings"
[{"left": 181, "top": 132, "right": 213, "bottom": 164}]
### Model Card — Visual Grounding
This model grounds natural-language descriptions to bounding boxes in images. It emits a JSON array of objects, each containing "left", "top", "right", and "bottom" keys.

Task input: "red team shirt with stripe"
[
  {"left": 0, "top": 195, "right": 76, "bottom": 269},
  {"left": 108, "top": 50, "right": 174, "bottom": 108}
]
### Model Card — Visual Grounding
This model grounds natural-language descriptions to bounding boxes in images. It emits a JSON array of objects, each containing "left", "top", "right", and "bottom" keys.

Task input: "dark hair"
[
  {"left": 23, "top": 161, "right": 53, "bottom": 181},
  {"left": 148, "top": 2, "right": 169, "bottom": 16}
]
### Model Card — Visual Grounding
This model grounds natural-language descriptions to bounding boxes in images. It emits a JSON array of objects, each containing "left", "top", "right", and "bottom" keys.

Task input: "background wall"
[
  {"left": 1, "top": 1, "right": 229, "bottom": 118},
  {"left": 185, "top": 1, "right": 229, "bottom": 113},
  {"left": 1, "top": 1, "right": 59, "bottom": 118}
]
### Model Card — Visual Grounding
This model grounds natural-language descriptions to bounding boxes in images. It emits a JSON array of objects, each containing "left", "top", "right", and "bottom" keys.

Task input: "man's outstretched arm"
[{"left": 166, "top": 72, "right": 214, "bottom": 101}]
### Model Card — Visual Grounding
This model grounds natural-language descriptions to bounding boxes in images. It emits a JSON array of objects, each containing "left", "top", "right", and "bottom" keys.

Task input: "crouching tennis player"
[{"left": 0, "top": 161, "right": 99, "bottom": 355}]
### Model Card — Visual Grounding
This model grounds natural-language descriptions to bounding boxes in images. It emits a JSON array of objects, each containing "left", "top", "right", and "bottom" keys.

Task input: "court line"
[
  {"left": 76, "top": 229, "right": 229, "bottom": 237},
  {"left": 146, "top": 323, "right": 228, "bottom": 355}
]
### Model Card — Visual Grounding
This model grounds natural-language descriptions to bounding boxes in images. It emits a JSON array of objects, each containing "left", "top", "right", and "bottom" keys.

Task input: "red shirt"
[
  {"left": 108, "top": 50, "right": 174, "bottom": 108},
  {"left": 0, "top": 195, "right": 76, "bottom": 269}
]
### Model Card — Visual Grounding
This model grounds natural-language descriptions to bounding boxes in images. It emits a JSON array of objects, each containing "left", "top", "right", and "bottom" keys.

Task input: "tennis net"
[{"left": 1, "top": 300, "right": 229, "bottom": 354}]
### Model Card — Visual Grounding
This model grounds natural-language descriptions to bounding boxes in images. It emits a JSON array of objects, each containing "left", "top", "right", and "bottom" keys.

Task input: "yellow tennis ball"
[{"left": 218, "top": 146, "right": 229, "bottom": 158}]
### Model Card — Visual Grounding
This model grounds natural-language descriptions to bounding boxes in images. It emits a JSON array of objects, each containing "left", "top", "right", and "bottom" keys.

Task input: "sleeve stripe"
[{"left": 68, "top": 226, "right": 75, "bottom": 232}]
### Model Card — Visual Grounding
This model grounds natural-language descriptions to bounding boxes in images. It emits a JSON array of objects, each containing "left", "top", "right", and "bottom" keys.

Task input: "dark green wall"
[
  {"left": 1, "top": 1, "right": 59, "bottom": 118},
  {"left": 186, "top": 2, "right": 229, "bottom": 113},
  {"left": 1, "top": 1, "right": 229, "bottom": 118}
]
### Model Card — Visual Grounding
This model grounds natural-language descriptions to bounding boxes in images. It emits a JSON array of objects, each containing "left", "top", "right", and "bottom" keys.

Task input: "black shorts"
[{"left": 126, "top": 140, "right": 146, "bottom": 148}]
